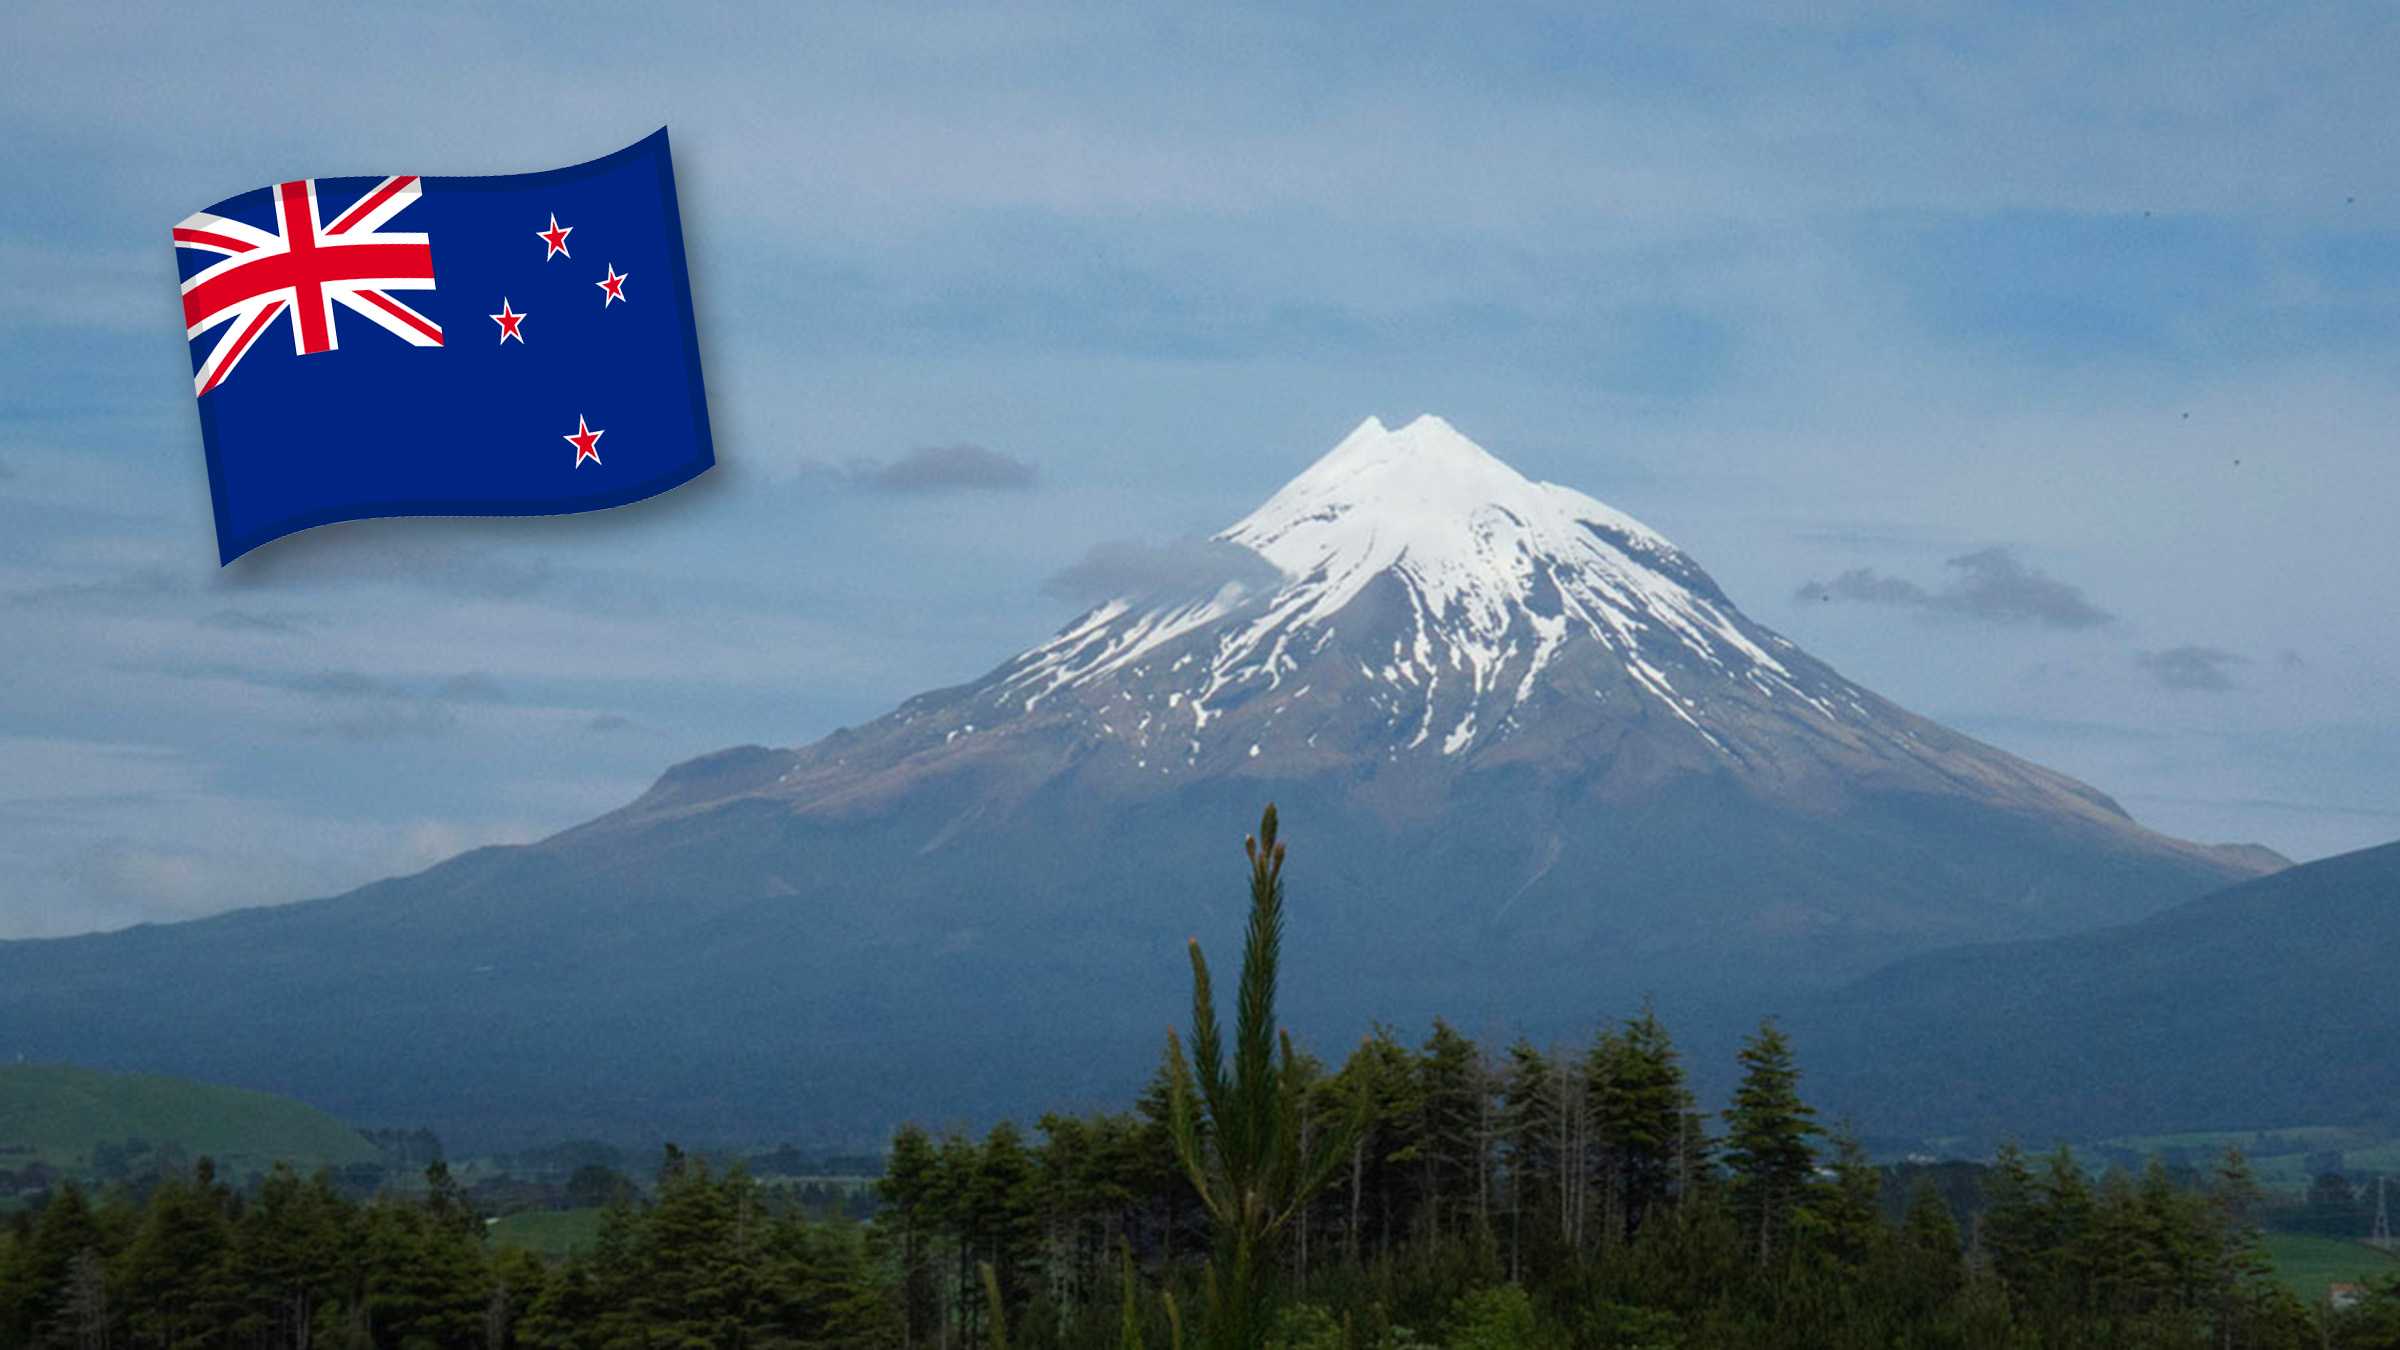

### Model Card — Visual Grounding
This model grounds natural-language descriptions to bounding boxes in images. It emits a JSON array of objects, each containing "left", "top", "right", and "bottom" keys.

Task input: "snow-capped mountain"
[
  {"left": 1019, "top": 412, "right": 1808, "bottom": 750},
  {"left": 0, "top": 416, "right": 2282, "bottom": 1146},
  {"left": 1002, "top": 413, "right": 1801, "bottom": 766},
  {"left": 654, "top": 414, "right": 2190, "bottom": 839}
]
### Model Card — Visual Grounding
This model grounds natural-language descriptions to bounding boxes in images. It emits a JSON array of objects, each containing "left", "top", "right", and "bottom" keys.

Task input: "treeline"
[
  {"left": 2265, "top": 1173, "right": 2394, "bottom": 1239},
  {"left": 0, "top": 1148, "right": 890, "bottom": 1350},
  {"left": 868, "top": 1012, "right": 2400, "bottom": 1349},
  {"left": 6, "top": 1016, "right": 2400, "bottom": 1346}
]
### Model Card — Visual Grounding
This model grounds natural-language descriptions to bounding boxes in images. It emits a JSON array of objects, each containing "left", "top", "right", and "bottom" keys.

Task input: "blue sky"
[{"left": 3, "top": 1, "right": 2397, "bottom": 937}]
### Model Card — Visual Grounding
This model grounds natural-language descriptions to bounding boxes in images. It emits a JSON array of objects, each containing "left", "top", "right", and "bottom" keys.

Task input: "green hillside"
[
  {"left": 0, "top": 1063, "right": 379, "bottom": 1176},
  {"left": 2264, "top": 1231, "right": 2400, "bottom": 1305}
]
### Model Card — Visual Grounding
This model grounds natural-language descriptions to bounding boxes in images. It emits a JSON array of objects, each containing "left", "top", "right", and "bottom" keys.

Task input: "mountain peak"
[
  {"left": 1225, "top": 415, "right": 1682, "bottom": 620},
  {"left": 869, "top": 414, "right": 2230, "bottom": 856},
  {"left": 1265, "top": 413, "right": 1547, "bottom": 519},
  {"left": 986, "top": 415, "right": 1817, "bottom": 765}
]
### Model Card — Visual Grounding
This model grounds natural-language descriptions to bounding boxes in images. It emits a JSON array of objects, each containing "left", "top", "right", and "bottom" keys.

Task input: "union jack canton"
[
  {"left": 177, "top": 175, "right": 443, "bottom": 395},
  {"left": 173, "top": 130, "right": 714, "bottom": 564}
]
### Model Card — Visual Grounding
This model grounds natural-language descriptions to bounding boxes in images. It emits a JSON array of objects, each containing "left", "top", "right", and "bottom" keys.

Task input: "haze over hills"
[
  {"left": 1799, "top": 836, "right": 2400, "bottom": 1143},
  {"left": 0, "top": 416, "right": 2280, "bottom": 1148}
]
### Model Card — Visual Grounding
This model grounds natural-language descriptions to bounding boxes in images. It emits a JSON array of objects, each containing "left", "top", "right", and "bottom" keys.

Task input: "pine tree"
[
  {"left": 356, "top": 1167, "right": 491, "bottom": 1349},
  {"left": 878, "top": 1123, "right": 946, "bottom": 1350},
  {"left": 1328, "top": 1024, "right": 1417, "bottom": 1260},
  {"left": 965, "top": 1123, "right": 1042, "bottom": 1330},
  {"left": 626, "top": 1152, "right": 750, "bottom": 1343},
  {"left": 2082, "top": 1166, "right": 2148, "bottom": 1319},
  {"left": 1413, "top": 1020, "right": 1485, "bottom": 1239},
  {"left": 1497, "top": 1039, "right": 1559, "bottom": 1280},
  {"left": 2203, "top": 1147, "right": 2275, "bottom": 1348},
  {"left": 2134, "top": 1158, "right": 2206, "bottom": 1311},
  {"left": 1899, "top": 1175, "right": 1962, "bottom": 1306},
  {"left": 772, "top": 1212, "right": 898, "bottom": 1349},
  {"left": 58, "top": 1246, "right": 110, "bottom": 1350},
  {"left": 228, "top": 1164, "right": 353, "bottom": 1350},
  {"left": 116, "top": 1165, "right": 238, "bottom": 1348},
  {"left": 2032, "top": 1146, "right": 2096, "bottom": 1316},
  {"left": 1134, "top": 1052, "right": 1205, "bottom": 1264},
  {"left": 1163, "top": 804, "right": 1359, "bottom": 1350},
  {"left": 1, "top": 1180, "right": 110, "bottom": 1349},
  {"left": 488, "top": 1246, "right": 550, "bottom": 1350},
  {"left": 1804, "top": 1126, "right": 1884, "bottom": 1276},
  {"left": 1977, "top": 1140, "right": 2041, "bottom": 1305},
  {"left": 1590, "top": 1000, "right": 1698, "bottom": 1243},
  {"left": 1719, "top": 1017, "right": 1818, "bottom": 1266}
]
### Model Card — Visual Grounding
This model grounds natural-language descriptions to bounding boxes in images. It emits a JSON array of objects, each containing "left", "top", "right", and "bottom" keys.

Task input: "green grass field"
[
  {"left": 0, "top": 1063, "right": 380, "bottom": 1176},
  {"left": 2263, "top": 1231, "right": 2397, "bottom": 1305},
  {"left": 488, "top": 1207, "right": 608, "bottom": 1259}
]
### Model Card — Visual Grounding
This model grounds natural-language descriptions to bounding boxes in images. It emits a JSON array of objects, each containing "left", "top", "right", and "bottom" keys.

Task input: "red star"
[
  {"left": 489, "top": 298, "right": 527, "bottom": 344},
  {"left": 565, "top": 415, "right": 604, "bottom": 467},
  {"left": 597, "top": 263, "right": 629, "bottom": 306},
  {"left": 538, "top": 213, "right": 572, "bottom": 260}
]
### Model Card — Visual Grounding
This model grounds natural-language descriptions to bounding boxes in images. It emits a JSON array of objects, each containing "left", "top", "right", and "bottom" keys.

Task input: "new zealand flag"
[{"left": 175, "top": 129, "right": 714, "bottom": 563}]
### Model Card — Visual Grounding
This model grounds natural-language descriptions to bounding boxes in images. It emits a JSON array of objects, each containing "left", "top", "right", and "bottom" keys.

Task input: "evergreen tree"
[
  {"left": 1802, "top": 1126, "right": 1884, "bottom": 1276},
  {"left": 1133, "top": 1052, "right": 1205, "bottom": 1263},
  {"left": 2081, "top": 1166, "right": 2150, "bottom": 1319},
  {"left": 1163, "top": 805, "right": 1358, "bottom": 1350},
  {"left": 517, "top": 1252, "right": 607, "bottom": 1350},
  {"left": 1719, "top": 1018, "right": 1818, "bottom": 1266},
  {"left": 625, "top": 1152, "right": 756, "bottom": 1343},
  {"left": 1978, "top": 1140, "right": 2042, "bottom": 1305},
  {"left": 1898, "top": 1175, "right": 1963, "bottom": 1306},
  {"left": 1412, "top": 1020, "right": 1486, "bottom": 1240},
  {"left": 1497, "top": 1039, "right": 1560, "bottom": 1280},
  {"left": 227, "top": 1165, "right": 353, "bottom": 1350},
  {"left": 767, "top": 1210, "right": 896, "bottom": 1349},
  {"left": 1589, "top": 1000, "right": 1695, "bottom": 1243},
  {"left": 1, "top": 1180, "right": 111, "bottom": 1349},
  {"left": 877, "top": 1123, "right": 946, "bottom": 1349},
  {"left": 2031, "top": 1146, "right": 2096, "bottom": 1317},
  {"left": 2203, "top": 1147, "right": 2277, "bottom": 1347},
  {"left": 1326, "top": 1025, "right": 1419, "bottom": 1260},
  {"left": 487, "top": 1246, "right": 549, "bottom": 1350},
  {"left": 965, "top": 1122, "right": 1042, "bottom": 1331},
  {"left": 355, "top": 1169, "right": 489, "bottom": 1349},
  {"left": 2134, "top": 1158, "right": 2206, "bottom": 1312},
  {"left": 115, "top": 1163, "right": 237, "bottom": 1348}
]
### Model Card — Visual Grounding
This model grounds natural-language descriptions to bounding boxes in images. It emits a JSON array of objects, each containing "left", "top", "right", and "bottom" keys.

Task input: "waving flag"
[{"left": 175, "top": 129, "right": 714, "bottom": 563}]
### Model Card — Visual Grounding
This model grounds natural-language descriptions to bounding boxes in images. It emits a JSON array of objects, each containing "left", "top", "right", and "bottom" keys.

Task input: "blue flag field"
[{"left": 175, "top": 129, "right": 713, "bottom": 563}]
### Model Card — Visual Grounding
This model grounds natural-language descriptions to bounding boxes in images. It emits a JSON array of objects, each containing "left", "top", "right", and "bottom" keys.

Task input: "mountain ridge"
[{"left": 1798, "top": 836, "right": 2400, "bottom": 1140}]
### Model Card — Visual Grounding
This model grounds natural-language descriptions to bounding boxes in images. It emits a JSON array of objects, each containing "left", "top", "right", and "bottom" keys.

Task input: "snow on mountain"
[
  {"left": 990, "top": 414, "right": 1841, "bottom": 761},
  {"left": 730, "top": 413, "right": 2185, "bottom": 844},
  {"left": 1226, "top": 413, "right": 1786, "bottom": 686}
]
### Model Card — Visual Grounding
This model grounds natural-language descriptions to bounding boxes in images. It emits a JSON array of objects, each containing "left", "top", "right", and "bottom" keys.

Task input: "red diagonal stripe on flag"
[
  {"left": 354, "top": 289, "right": 444, "bottom": 345},
  {"left": 326, "top": 175, "right": 417, "bottom": 235},
  {"left": 199, "top": 299, "right": 287, "bottom": 396},
  {"left": 173, "top": 228, "right": 257, "bottom": 254}
]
